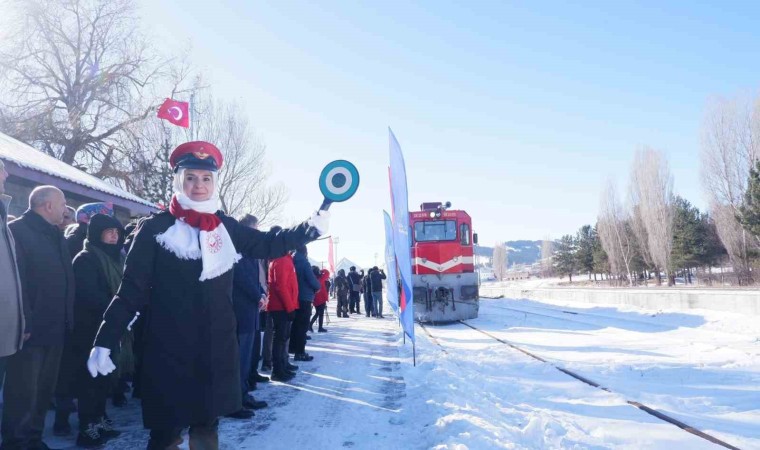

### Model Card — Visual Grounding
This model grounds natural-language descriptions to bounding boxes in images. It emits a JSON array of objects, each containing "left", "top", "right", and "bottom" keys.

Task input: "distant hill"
[{"left": 476, "top": 240, "right": 543, "bottom": 266}]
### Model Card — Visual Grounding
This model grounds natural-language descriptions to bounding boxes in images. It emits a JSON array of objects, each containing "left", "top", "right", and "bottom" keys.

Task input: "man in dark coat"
[
  {"left": 86, "top": 142, "right": 330, "bottom": 450},
  {"left": 333, "top": 269, "right": 350, "bottom": 318},
  {"left": 290, "top": 245, "right": 320, "bottom": 361},
  {"left": 228, "top": 214, "right": 268, "bottom": 420},
  {"left": 370, "top": 266, "right": 388, "bottom": 318},
  {"left": 347, "top": 266, "right": 363, "bottom": 314},
  {"left": 363, "top": 268, "right": 374, "bottom": 317},
  {"left": 71, "top": 214, "right": 125, "bottom": 447},
  {"left": 2, "top": 186, "right": 75, "bottom": 450}
]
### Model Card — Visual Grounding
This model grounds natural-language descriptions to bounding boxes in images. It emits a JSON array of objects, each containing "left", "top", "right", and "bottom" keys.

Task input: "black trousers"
[
  {"left": 270, "top": 311, "right": 291, "bottom": 376},
  {"left": 310, "top": 304, "right": 326, "bottom": 330},
  {"left": 337, "top": 295, "right": 349, "bottom": 317},
  {"left": 77, "top": 369, "right": 112, "bottom": 428},
  {"left": 1, "top": 344, "right": 63, "bottom": 449},
  {"left": 249, "top": 313, "right": 263, "bottom": 379},
  {"left": 289, "top": 302, "right": 311, "bottom": 354},
  {"left": 349, "top": 292, "right": 361, "bottom": 313},
  {"left": 260, "top": 313, "right": 274, "bottom": 368},
  {"left": 148, "top": 419, "right": 218, "bottom": 450}
]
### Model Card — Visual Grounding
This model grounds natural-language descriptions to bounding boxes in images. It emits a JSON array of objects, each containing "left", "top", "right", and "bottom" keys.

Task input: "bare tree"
[
  {"left": 540, "top": 237, "right": 554, "bottom": 277},
  {"left": 189, "top": 96, "right": 287, "bottom": 219},
  {"left": 711, "top": 202, "right": 753, "bottom": 284},
  {"left": 597, "top": 181, "right": 635, "bottom": 286},
  {"left": 492, "top": 242, "right": 508, "bottom": 281},
  {"left": 0, "top": 0, "right": 185, "bottom": 181},
  {"left": 700, "top": 95, "right": 759, "bottom": 283},
  {"left": 628, "top": 204, "right": 654, "bottom": 283},
  {"left": 629, "top": 147, "right": 675, "bottom": 285}
]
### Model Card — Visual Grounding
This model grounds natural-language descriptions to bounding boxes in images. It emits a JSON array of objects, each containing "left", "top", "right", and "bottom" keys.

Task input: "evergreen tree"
[
  {"left": 671, "top": 196, "right": 703, "bottom": 273},
  {"left": 738, "top": 160, "right": 760, "bottom": 240},
  {"left": 698, "top": 213, "right": 727, "bottom": 268},
  {"left": 553, "top": 234, "right": 577, "bottom": 282},
  {"left": 591, "top": 224, "right": 609, "bottom": 278},
  {"left": 575, "top": 225, "right": 595, "bottom": 279}
]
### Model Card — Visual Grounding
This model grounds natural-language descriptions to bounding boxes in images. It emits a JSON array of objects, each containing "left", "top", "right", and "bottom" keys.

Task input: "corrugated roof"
[{"left": 0, "top": 131, "right": 154, "bottom": 208}]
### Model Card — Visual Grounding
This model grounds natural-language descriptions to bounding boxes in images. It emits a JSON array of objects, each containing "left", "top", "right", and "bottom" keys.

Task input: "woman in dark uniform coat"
[{"left": 86, "top": 141, "right": 329, "bottom": 449}]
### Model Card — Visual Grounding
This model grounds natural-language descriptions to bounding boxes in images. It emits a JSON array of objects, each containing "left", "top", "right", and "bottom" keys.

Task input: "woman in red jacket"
[
  {"left": 267, "top": 252, "right": 299, "bottom": 381},
  {"left": 310, "top": 269, "right": 331, "bottom": 333}
]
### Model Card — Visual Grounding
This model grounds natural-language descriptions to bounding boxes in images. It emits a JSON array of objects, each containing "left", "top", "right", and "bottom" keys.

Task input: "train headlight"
[
  {"left": 429, "top": 211, "right": 436, "bottom": 218},
  {"left": 460, "top": 285, "right": 478, "bottom": 300}
]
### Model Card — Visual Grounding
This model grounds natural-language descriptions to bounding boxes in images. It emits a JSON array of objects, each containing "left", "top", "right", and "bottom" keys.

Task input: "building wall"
[{"left": 5, "top": 176, "right": 134, "bottom": 224}]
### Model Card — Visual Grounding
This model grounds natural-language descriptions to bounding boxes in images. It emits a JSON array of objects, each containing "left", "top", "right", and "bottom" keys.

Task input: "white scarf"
[{"left": 155, "top": 170, "right": 241, "bottom": 281}]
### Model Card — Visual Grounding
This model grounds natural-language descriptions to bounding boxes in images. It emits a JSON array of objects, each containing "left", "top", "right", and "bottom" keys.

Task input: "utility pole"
[{"left": 334, "top": 237, "right": 340, "bottom": 271}]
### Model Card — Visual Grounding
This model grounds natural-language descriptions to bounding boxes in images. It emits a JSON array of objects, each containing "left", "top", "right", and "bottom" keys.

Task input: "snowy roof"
[
  {"left": 0, "top": 132, "right": 154, "bottom": 208},
  {"left": 336, "top": 257, "right": 363, "bottom": 273}
]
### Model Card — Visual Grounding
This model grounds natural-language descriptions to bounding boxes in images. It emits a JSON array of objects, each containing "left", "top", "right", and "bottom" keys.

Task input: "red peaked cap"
[{"left": 169, "top": 141, "right": 224, "bottom": 173}]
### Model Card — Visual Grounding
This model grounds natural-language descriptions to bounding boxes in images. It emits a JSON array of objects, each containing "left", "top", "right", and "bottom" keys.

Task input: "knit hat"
[{"left": 76, "top": 202, "right": 114, "bottom": 224}]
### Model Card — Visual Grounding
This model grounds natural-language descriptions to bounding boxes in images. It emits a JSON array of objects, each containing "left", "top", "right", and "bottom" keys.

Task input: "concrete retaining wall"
[{"left": 479, "top": 285, "right": 760, "bottom": 316}]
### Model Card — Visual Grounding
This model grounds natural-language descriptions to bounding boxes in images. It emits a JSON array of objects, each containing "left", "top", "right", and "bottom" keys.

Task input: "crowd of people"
[
  {"left": 332, "top": 266, "right": 387, "bottom": 319},
  {"left": 0, "top": 141, "right": 392, "bottom": 450}
]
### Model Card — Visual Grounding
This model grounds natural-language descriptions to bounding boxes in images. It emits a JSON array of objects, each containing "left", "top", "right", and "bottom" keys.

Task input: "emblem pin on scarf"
[{"left": 318, "top": 160, "right": 360, "bottom": 211}]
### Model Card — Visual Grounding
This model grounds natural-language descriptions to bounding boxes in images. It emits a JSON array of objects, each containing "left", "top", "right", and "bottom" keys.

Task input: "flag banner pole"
[{"left": 388, "top": 128, "right": 415, "bottom": 345}]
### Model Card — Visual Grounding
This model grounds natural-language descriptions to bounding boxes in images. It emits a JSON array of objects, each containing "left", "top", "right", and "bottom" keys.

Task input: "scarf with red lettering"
[{"left": 156, "top": 185, "right": 240, "bottom": 280}]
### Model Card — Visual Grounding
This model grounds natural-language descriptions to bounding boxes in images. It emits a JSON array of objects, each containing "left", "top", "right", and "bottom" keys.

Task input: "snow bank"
[{"left": 480, "top": 285, "right": 760, "bottom": 315}]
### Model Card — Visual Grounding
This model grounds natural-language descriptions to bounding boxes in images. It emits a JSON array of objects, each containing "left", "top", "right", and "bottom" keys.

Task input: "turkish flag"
[{"left": 157, "top": 98, "right": 190, "bottom": 128}]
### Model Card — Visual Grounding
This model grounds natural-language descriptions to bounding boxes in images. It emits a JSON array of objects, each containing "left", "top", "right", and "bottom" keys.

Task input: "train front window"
[{"left": 414, "top": 220, "right": 457, "bottom": 242}]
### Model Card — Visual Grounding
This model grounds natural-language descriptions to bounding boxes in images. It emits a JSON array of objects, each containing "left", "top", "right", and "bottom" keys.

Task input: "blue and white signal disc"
[{"left": 319, "top": 160, "right": 360, "bottom": 202}]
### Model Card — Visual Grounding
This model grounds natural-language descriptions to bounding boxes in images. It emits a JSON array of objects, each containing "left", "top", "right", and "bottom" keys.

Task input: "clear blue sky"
[{"left": 139, "top": 0, "right": 760, "bottom": 267}]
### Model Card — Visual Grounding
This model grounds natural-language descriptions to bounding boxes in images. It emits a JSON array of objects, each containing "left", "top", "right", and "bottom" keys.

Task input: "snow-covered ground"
[{"left": 27, "top": 295, "right": 759, "bottom": 449}]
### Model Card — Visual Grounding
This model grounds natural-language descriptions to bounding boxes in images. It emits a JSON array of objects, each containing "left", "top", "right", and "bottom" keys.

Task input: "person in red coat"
[
  {"left": 266, "top": 252, "right": 299, "bottom": 381},
  {"left": 310, "top": 269, "right": 331, "bottom": 333}
]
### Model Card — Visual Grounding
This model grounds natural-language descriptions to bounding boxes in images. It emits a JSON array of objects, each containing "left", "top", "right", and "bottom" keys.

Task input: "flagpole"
[{"left": 189, "top": 93, "right": 195, "bottom": 140}]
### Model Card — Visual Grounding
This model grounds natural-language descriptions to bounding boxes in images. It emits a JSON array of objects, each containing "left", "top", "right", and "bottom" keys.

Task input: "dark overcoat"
[
  {"left": 71, "top": 248, "right": 119, "bottom": 393},
  {"left": 94, "top": 211, "right": 314, "bottom": 429},
  {"left": 9, "top": 210, "right": 75, "bottom": 347}
]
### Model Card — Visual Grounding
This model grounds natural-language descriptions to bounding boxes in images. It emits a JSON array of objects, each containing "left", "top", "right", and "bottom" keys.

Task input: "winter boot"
[
  {"left": 252, "top": 373, "right": 270, "bottom": 383},
  {"left": 77, "top": 423, "right": 106, "bottom": 448},
  {"left": 318, "top": 328, "right": 327, "bottom": 333},
  {"left": 225, "top": 408, "right": 254, "bottom": 419},
  {"left": 270, "top": 371, "right": 295, "bottom": 382},
  {"left": 97, "top": 416, "right": 122, "bottom": 440},
  {"left": 242, "top": 395, "right": 268, "bottom": 410},
  {"left": 294, "top": 353, "right": 314, "bottom": 362}
]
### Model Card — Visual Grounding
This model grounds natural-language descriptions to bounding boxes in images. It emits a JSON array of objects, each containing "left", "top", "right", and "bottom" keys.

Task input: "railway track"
[
  {"left": 485, "top": 301, "right": 668, "bottom": 330},
  {"left": 418, "top": 320, "right": 743, "bottom": 450}
]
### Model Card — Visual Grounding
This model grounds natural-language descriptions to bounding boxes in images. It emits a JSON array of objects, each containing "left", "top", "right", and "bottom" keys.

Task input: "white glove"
[
  {"left": 308, "top": 210, "right": 330, "bottom": 236},
  {"left": 87, "top": 347, "right": 116, "bottom": 378}
]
